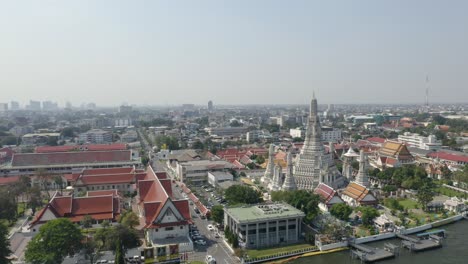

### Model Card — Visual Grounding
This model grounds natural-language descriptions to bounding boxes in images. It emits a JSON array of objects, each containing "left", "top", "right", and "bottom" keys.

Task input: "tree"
[
  {"left": 416, "top": 183, "right": 435, "bottom": 211},
  {"left": 0, "top": 188, "right": 17, "bottom": 222},
  {"left": 224, "top": 185, "right": 263, "bottom": 205},
  {"left": 25, "top": 218, "right": 83, "bottom": 264},
  {"left": 82, "top": 238, "right": 102, "bottom": 264},
  {"left": 120, "top": 211, "right": 140, "bottom": 229},
  {"left": 271, "top": 190, "right": 320, "bottom": 222},
  {"left": 27, "top": 186, "right": 43, "bottom": 215},
  {"left": 0, "top": 221, "right": 12, "bottom": 264},
  {"left": 211, "top": 205, "right": 224, "bottom": 225},
  {"left": 81, "top": 215, "right": 94, "bottom": 229},
  {"left": 114, "top": 239, "right": 125, "bottom": 264},
  {"left": 356, "top": 206, "right": 380, "bottom": 226},
  {"left": 141, "top": 155, "right": 150, "bottom": 167},
  {"left": 192, "top": 141, "right": 204, "bottom": 150},
  {"left": 330, "top": 203, "right": 353, "bottom": 221}
]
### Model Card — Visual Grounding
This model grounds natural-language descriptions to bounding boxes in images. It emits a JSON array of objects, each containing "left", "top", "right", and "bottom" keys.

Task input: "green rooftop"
[{"left": 225, "top": 203, "right": 305, "bottom": 223}]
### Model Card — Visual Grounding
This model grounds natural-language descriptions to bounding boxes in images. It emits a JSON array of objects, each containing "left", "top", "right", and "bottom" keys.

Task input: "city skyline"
[{"left": 1, "top": 1, "right": 467, "bottom": 106}]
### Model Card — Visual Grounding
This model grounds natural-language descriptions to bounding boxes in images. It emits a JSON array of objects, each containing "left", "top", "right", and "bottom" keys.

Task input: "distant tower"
[
  {"left": 425, "top": 75, "right": 429, "bottom": 107},
  {"left": 270, "top": 164, "right": 283, "bottom": 191},
  {"left": 262, "top": 144, "right": 275, "bottom": 183},
  {"left": 282, "top": 151, "right": 296, "bottom": 191},
  {"left": 208, "top": 100, "right": 214, "bottom": 111},
  {"left": 342, "top": 145, "right": 358, "bottom": 180},
  {"left": 355, "top": 149, "right": 370, "bottom": 188}
]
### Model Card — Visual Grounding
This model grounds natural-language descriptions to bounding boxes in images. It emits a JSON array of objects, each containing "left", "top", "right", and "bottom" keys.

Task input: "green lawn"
[
  {"left": 188, "top": 261, "right": 204, "bottom": 264},
  {"left": 436, "top": 186, "right": 467, "bottom": 198},
  {"left": 398, "top": 198, "right": 419, "bottom": 210},
  {"left": 246, "top": 243, "right": 315, "bottom": 259},
  {"left": 17, "top": 202, "right": 27, "bottom": 216}
]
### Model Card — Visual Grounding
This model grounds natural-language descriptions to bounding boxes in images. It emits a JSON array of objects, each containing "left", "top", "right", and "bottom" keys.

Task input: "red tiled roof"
[
  {"left": 314, "top": 183, "right": 337, "bottom": 204},
  {"left": 31, "top": 191, "right": 120, "bottom": 226},
  {"left": 35, "top": 144, "right": 127, "bottom": 153},
  {"left": 427, "top": 152, "right": 468, "bottom": 163},
  {"left": 139, "top": 167, "right": 191, "bottom": 229},
  {"left": 35, "top": 145, "right": 76, "bottom": 153},
  {"left": 72, "top": 196, "right": 114, "bottom": 215},
  {"left": 87, "top": 190, "right": 119, "bottom": 197},
  {"left": 12, "top": 150, "right": 132, "bottom": 167},
  {"left": 159, "top": 179, "right": 173, "bottom": 198},
  {"left": 366, "top": 137, "right": 386, "bottom": 144},
  {"left": 78, "top": 173, "right": 135, "bottom": 185},
  {"left": 51, "top": 196, "right": 72, "bottom": 215},
  {"left": 82, "top": 167, "right": 134, "bottom": 175},
  {"left": 0, "top": 176, "right": 20, "bottom": 185}
]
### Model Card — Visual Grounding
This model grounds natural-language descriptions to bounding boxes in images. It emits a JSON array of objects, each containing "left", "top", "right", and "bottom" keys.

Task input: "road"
[{"left": 171, "top": 181, "right": 240, "bottom": 264}]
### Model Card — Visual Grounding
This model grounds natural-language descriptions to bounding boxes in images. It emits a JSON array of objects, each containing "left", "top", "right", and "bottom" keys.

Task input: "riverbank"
[{"left": 290, "top": 218, "right": 468, "bottom": 264}]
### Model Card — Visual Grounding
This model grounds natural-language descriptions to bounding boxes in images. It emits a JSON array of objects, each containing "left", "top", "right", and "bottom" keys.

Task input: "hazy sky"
[{"left": 1, "top": 0, "right": 467, "bottom": 106}]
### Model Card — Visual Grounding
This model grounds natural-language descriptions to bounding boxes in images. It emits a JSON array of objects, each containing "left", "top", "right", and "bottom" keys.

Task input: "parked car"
[
  {"left": 206, "top": 255, "right": 217, "bottom": 264},
  {"left": 195, "top": 239, "right": 206, "bottom": 245},
  {"left": 207, "top": 224, "right": 214, "bottom": 231}
]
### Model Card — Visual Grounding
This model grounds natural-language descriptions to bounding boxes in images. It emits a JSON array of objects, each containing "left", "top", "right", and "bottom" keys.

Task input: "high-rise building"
[
  {"left": 28, "top": 100, "right": 41, "bottom": 111},
  {"left": 208, "top": 100, "right": 214, "bottom": 111},
  {"left": 42, "top": 101, "right": 58, "bottom": 111},
  {"left": 292, "top": 95, "right": 344, "bottom": 190},
  {"left": 0, "top": 103, "right": 8, "bottom": 112},
  {"left": 10, "top": 101, "right": 20, "bottom": 111}
]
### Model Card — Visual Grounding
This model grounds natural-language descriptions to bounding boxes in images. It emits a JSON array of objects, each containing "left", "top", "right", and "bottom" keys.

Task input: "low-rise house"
[
  {"left": 207, "top": 171, "right": 233, "bottom": 187},
  {"left": 443, "top": 197, "right": 466, "bottom": 213},
  {"left": 175, "top": 159, "right": 235, "bottom": 184},
  {"left": 29, "top": 190, "right": 121, "bottom": 233},
  {"left": 314, "top": 183, "right": 344, "bottom": 212},
  {"left": 341, "top": 182, "right": 377, "bottom": 207}
]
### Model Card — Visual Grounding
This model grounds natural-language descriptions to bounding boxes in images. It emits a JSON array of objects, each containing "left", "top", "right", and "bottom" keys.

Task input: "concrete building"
[
  {"left": 204, "top": 127, "right": 247, "bottom": 137},
  {"left": 208, "top": 100, "right": 214, "bottom": 111},
  {"left": 207, "top": 171, "right": 233, "bottom": 187},
  {"left": 290, "top": 127, "right": 342, "bottom": 142},
  {"left": 175, "top": 160, "right": 235, "bottom": 184},
  {"left": 10, "top": 101, "right": 20, "bottom": 111},
  {"left": 224, "top": 203, "right": 305, "bottom": 248},
  {"left": 21, "top": 132, "right": 60, "bottom": 146},
  {"left": 79, "top": 129, "right": 113, "bottom": 144},
  {"left": 0, "top": 103, "right": 8, "bottom": 112},
  {"left": 321, "top": 127, "right": 342, "bottom": 142},
  {"left": 398, "top": 132, "right": 441, "bottom": 150},
  {"left": 27, "top": 100, "right": 41, "bottom": 111},
  {"left": 289, "top": 128, "right": 305, "bottom": 138},
  {"left": 246, "top": 130, "right": 260, "bottom": 143}
]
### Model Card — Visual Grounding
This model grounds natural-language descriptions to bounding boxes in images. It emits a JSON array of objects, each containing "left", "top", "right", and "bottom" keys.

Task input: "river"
[{"left": 291, "top": 220, "right": 468, "bottom": 264}]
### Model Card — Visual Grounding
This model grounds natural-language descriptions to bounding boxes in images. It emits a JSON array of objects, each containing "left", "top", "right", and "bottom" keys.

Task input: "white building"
[
  {"left": 175, "top": 160, "right": 235, "bottom": 184},
  {"left": 207, "top": 171, "right": 233, "bottom": 187},
  {"left": 204, "top": 127, "right": 247, "bottom": 137},
  {"left": 289, "top": 127, "right": 342, "bottom": 142},
  {"left": 79, "top": 129, "right": 113, "bottom": 144},
  {"left": 224, "top": 203, "right": 305, "bottom": 249},
  {"left": 398, "top": 132, "right": 441, "bottom": 150},
  {"left": 289, "top": 128, "right": 305, "bottom": 138}
]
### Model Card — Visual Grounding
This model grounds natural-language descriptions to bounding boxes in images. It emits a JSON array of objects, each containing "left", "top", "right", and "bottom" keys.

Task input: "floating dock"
[
  {"left": 350, "top": 243, "right": 398, "bottom": 263},
  {"left": 397, "top": 234, "right": 442, "bottom": 252}
]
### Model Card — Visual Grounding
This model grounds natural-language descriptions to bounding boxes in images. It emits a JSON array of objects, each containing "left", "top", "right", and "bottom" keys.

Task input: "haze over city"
[{"left": 1, "top": 0, "right": 468, "bottom": 106}]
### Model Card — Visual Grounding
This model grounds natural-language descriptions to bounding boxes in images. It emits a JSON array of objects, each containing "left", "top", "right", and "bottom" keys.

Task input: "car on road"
[
  {"left": 214, "top": 232, "right": 220, "bottom": 238},
  {"left": 205, "top": 255, "right": 217, "bottom": 264},
  {"left": 207, "top": 224, "right": 214, "bottom": 231},
  {"left": 194, "top": 239, "right": 206, "bottom": 245}
]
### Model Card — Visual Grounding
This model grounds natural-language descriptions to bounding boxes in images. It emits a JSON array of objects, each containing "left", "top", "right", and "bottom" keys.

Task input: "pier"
[
  {"left": 350, "top": 243, "right": 398, "bottom": 263},
  {"left": 397, "top": 234, "right": 442, "bottom": 252}
]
